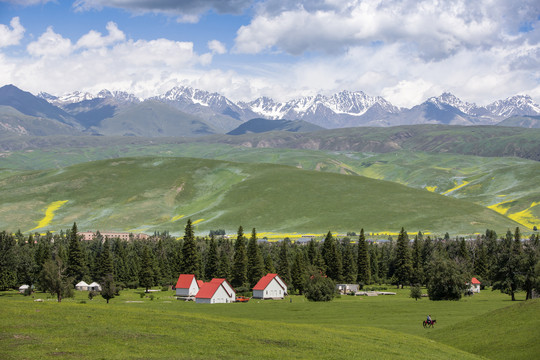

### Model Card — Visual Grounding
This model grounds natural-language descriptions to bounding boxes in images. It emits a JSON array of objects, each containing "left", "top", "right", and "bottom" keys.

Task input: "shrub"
[
  {"left": 149, "top": 294, "right": 155, "bottom": 301},
  {"left": 410, "top": 285, "right": 422, "bottom": 301},
  {"left": 127, "top": 281, "right": 139, "bottom": 289},
  {"left": 161, "top": 286, "right": 170, "bottom": 292},
  {"left": 88, "top": 291, "right": 97, "bottom": 300},
  {"left": 304, "top": 272, "right": 336, "bottom": 302}
]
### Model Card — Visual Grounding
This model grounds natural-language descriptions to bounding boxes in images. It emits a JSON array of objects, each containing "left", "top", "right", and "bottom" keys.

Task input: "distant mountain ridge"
[
  {"left": 227, "top": 118, "right": 324, "bottom": 135},
  {"left": 38, "top": 85, "right": 540, "bottom": 129},
  {"left": 1, "top": 84, "right": 540, "bottom": 138}
]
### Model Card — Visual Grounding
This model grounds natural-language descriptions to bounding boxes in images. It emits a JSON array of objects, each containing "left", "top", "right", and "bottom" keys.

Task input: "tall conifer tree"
[
  {"left": 181, "top": 219, "right": 200, "bottom": 276},
  {"left": 357, "top": 229, "right": 371, "bottom": 284},
  {"left": 66, "top": 222, "right": 86, "bottom": 283},
  {"left": 232, "top": 226, "right": 247, "bottom": 287},
  {"left": 394, "top": 227, "right": 413, "bottom": 287},
  {"left": 246, "top": 228, "right": 265, "bottom": 287}
]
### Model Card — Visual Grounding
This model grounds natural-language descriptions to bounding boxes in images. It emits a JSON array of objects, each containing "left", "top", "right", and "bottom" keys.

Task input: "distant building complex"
[{"left": 79, "top": 231, "right": 149, "bottom": 241}]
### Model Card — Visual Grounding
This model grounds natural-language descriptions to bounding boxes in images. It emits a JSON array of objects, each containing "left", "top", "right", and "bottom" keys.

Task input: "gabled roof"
[
  {"left": 195, "top": 282, "right": 222, "bottom": 299},
  {"left": 210, "top": 278, "right": 235, "bottom": 296},
  {"left": 197, "top": 280, "right": 205, "bottom": 288},
  {"left": 175, "top": 274, "right": 197, "bottom": 289},
  {"left": 471, "top": 277, "right": 481, "bottom": 285},
  {"left": 76, "top": 281, "right": 89, "bottom": 287},
  {"left": 253, "top": 273, "right": 285, "bottom": 291}
]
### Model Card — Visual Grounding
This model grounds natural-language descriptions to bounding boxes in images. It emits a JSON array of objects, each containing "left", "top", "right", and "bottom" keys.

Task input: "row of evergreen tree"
[{"left": 0, "top": 221, "right": 538, "bottom": 301}]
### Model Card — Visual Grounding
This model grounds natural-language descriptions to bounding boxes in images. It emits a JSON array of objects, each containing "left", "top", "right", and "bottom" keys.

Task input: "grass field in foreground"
[{"left": 0, "top": 288, "right": 537, "bottom": 360}]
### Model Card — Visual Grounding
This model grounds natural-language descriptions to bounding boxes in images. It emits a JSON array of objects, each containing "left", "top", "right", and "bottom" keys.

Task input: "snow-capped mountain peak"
[{"left": 487, "top": 95, "right": 540, "bottom": 117}]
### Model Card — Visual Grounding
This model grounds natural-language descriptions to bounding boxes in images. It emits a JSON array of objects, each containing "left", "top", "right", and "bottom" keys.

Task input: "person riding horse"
[{"left": 427, "top": 315, "right": 432, "bottom": 325}]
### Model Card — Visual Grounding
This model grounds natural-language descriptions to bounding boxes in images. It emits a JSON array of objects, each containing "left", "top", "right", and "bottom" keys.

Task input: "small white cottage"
[
  {"left": 88, "top": 282, "right": 101, "bottom": 291},
  {"left": 75, "top": 281, "right": 89, "bottom": 291},
  {"left": 18, "top": 284, "right": 30, "bottom": 293},
  {"left": 252, "top": 273, "right": 287, "bottom": 299},
  {"left": 469, "top": 277, "right": 481, "bottom": 293},
  {"left": 175, "top": 274, "right": 200, "bottom": 297},
  {"left": 195, "top": 280, "right": 235, "bottom": 304}
]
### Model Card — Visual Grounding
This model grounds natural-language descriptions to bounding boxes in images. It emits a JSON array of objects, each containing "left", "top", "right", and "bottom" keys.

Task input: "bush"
[
  {"left": 139, "top": 292, "right": 146, "bottom": 298},
  {"left": 88, "top": 291, "right": 97, "bottom": 300},
  {"left": 161, "top": 286, "right": 170, "bottom": 292},
  {"left": 427, "top": 256, "right": 468, "bottom": 301},
  {"left": 149, "top": 294, "right": 155, "bottom": 301},
  {"left": 410, "top": 285, "right": 422, "bottom": 301},
  {"left": 304, "top": 272, "right": 336, "bottom": 302},
  {"left": 127, "top": 281, "right": 139, "bottom": 289}
]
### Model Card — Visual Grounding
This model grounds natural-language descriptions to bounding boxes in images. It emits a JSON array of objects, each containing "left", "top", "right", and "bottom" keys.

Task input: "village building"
[
  {"left": 75, "top": 281, "right": 89, "bottom": 291},
  {"left": 195, "top": 280, "right": 236, "bottom": 304},
  {"left": 252, "top": 273, "right": 287, "bottom": 299},
  {"left": 175, "top": 274, "right": 200, "bottom": 297},
  {"left": 88, "top": 282, "right": 101, "bottom": 291},
  {"left": 18, "top": 284, "right": 31, "bottom": 293},
  {"left": 78, "top": 231, "right": 149, "bottom": 241},
  {"left": 469, "top": 277, "right": 481, "bottom": 293},
  {"left": 336, "top": 284, "right": 360, "bottom": 295}
]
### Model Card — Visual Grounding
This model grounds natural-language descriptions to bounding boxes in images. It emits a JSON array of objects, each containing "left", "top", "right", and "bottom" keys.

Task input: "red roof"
[
  {"left": 195, "top": 282, "right": 222, "bottom": 299},
  {"left": 210, "top": 278, "right": 235, "bottom": 296},
  {"left": 197, "top": 280, "right": 204, "bottom": 288},
  {"left": 253, "top": 273, "right": 285, "bottom": 291},
  {"left": 471, "top": 277, "right": 481, "bottom": 285},
  {"left": 175, "top": 274, "right": 197, "bottom": 289}
]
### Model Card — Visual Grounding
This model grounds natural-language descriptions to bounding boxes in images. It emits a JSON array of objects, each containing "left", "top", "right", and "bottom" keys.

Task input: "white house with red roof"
[
  {"left": 195, "top": 279, "right": 236, "bottom": 304},
  {"left": 175, "top": 274, "right": 200, "bottom": 297},
  {"left": 252, "top": 273, "right": 287, "bottom": 299},
  {"left": 469, "top": 277, "right": 481, "bottom": 293}
]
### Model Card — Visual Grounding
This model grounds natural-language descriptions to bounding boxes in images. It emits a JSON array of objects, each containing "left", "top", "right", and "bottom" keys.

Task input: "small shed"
[
  {"left": 75, "top": 281, "right": 89, "bottom": 291},
  {"left": 88, "top": 282, "right": 101, "bottom": 291},
  {"left": 470, "top": 277, "right": 481, "bottom": 293},
  {"left": 195, "top": 280, "right": 235, "bottom": 304},
  {"left": 252, "top": 273, "right": 287, "bottom": 299},
  {"left": 336, "top": 284, "right": 360, "bottom": 295},
  {"left": 175, "top": 274, "right": 200, "bottom": 297},
  {"left": 18, "top": 284, "right": 30, "bottom": 293}
]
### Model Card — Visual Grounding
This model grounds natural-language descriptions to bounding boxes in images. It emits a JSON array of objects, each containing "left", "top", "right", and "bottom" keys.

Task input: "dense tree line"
[{"left": 0, "top": 223, "right": 538, "bottom": 302}]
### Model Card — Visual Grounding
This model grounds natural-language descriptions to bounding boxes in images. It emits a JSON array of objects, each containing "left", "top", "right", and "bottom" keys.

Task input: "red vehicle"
[{"left": 235, "top": 296, "right": 250, "bottom": 303}]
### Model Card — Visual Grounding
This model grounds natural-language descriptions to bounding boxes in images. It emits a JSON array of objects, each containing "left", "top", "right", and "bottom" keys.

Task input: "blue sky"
[{"left": 0, "top": 0, "right": 539, "bottom": 107}]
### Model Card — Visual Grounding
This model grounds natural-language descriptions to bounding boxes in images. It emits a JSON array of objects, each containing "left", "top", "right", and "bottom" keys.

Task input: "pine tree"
[
  {"left": 291, "top": 250, "right": 307, "bottom": 294},
  {"left": 492, "top": 231, "right": 524, "bottom": 301},
  {"left": 139, "top": 245, "right": 154, "bottom": 292},
  {"left": 246, "top": 228, "right": 265, "bottom": 288},
  {"left": 0, "top": 231, "right": 17, "bottom": 290},
  {"left": 40, "top": 257, "right": 74, "bottom": 302},
  {"left": 264, "top": 252, "right": 276, "bottom": 274},
  {"left": 232, "top": 226, "right": 248, "bottom": 287},
  {"left": 357, "top": 229, "right": 370, "bottom": 285},
  {"left": 277, "top": 239, "right": 292, "bottom": 286},
  {"left": 205, "top": 235, "right": 219, "bottom": 280},
  {"left": 394, "top": 227, "right": 413, "bottom": 287},
  {"left": 217, "top": 248, "right": 231, "bottom": 279},
  {"left": 307, "top": 239, "right": 317, "bottom": 265},
  {"left": 321, "top": 231, "right": 342, "bottom": 282},
  {"left": 66, "top": 222, "right": 86, "bottom": 283},
  {"left": 99, "top": 238, "right": 114, "bottom": 280},
  {"left": 181, "top": 219, "right": 200, "bottom": 276},
  {"left": 369, "top": 243, "right": 380, "bottom": 283},
  {"left": 474, "top": 241, "right": 488, "bottom": 280},
  {"left": 411, "top": 234, "right": 424, "bottom": 285},
  {"left": 341, "top": 239, "right": 356, "bottom": 283}
]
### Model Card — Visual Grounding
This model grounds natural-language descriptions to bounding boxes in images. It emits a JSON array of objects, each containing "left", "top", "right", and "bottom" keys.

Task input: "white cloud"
[
  {"left": 27, "top": 27, "right": 73, "bottom": 57},
  {"left": 1, "top": 21, "right": 215, "bottom": 98},
  {"left": 208, "top": 40, "right": 227, "bottom": 54},
  {"left": 76, "top": 22, "right": 125, "bottom": 49},
  {"left": 0, "top": 17, "right": 25, "bottom": 48}
]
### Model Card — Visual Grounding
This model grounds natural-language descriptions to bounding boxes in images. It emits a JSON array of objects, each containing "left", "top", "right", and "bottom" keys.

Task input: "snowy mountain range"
[
  {"left": 2, "top": 84, "right": 540, "bottom": 138},
  {"left": 43, "top": 86, "right": 540, "bottom": 129}
]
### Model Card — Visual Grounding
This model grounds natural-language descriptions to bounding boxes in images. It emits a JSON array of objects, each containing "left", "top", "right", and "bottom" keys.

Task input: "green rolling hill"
[{"left": 0, "top": 156, "right": 521, "bottom": 235}]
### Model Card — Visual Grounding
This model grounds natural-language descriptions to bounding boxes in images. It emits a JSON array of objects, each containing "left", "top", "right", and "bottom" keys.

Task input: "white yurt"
[{"left": 75, "top": 281, "right": 89, "bottom": 291}]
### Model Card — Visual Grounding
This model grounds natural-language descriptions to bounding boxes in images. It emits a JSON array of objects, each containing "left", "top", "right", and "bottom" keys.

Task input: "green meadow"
[
  {"left": 0, "top": 288, "right": 537, "bottom": 359},
  {"left": 0, "top": 156, "right": 520, "bottom": 235}
]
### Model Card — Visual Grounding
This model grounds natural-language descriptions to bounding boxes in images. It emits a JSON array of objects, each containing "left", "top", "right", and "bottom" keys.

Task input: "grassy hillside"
[
  {"left": 0, "top": 288, "right": 535, "bottom": 360},
  {"left": 428, "top": 299, "right": 540, "bottom": 360},
  {"left": 1, "top": 143, "right": 538, "bottom": 231},
  {"left": 0, "top": 156, "right": 520, "bottom": 235}
]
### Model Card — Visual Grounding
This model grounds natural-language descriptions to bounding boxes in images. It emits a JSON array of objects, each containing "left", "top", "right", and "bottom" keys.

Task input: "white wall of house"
[
  {"left": 176, "top": 277, "right": 199, "bottom": 297},
  {"left": 195, "top": 285, "right": 234, "bottom": 304},
  {"left": 254, "top": 278, "right": 285, "bottom": 299}
]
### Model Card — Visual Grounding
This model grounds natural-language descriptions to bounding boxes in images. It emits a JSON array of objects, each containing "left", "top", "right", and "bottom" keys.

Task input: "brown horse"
[{"left": 423, "top": 319, "right": 436, "bottom": 328}]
